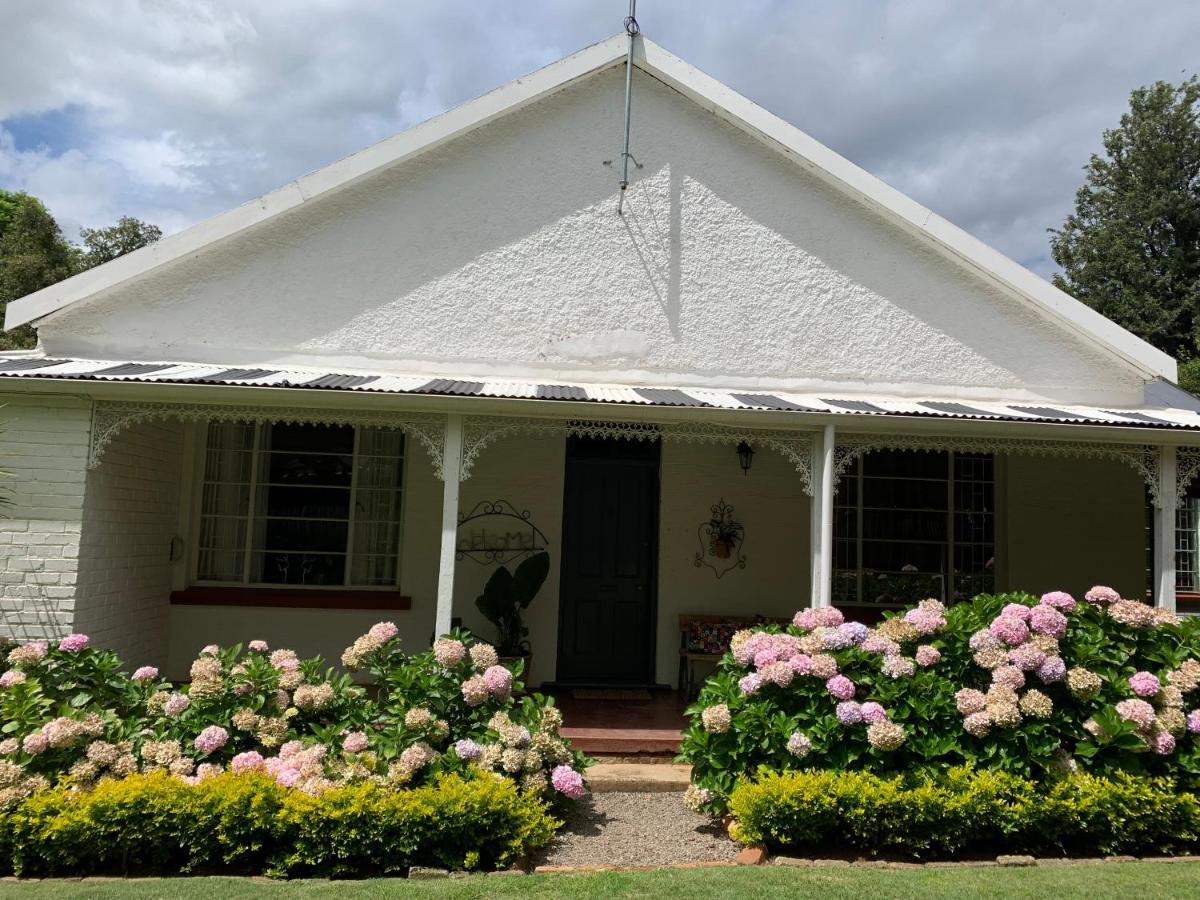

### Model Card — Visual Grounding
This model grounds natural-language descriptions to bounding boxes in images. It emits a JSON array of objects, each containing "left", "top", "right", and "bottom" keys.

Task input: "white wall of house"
[
  {"left": 0, "top": 395, "right": 90, "bottom": 643},
  {"left": 75, "top": 420, "right": 186, "bottom": 669},
  {"left": 38, "top": 68, "right": 1142, "bottom": 406}
]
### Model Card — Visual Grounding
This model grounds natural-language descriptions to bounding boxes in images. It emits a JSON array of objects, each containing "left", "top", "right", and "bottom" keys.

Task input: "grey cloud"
[{"left": 2, "top": 1, "right": 1197, "bottom": 277}]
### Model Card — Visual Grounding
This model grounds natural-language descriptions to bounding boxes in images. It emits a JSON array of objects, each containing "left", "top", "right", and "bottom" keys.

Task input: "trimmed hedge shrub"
[
  {"left": 3, "top": 771, "right": 558, "bottom": 877},
  {"left": 728, "top": 767, "right": 1200, "bottom": 858}
]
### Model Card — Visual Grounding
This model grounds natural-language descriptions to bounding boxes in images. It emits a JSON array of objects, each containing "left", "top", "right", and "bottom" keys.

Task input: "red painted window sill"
[{"left": 170, "top": 587, "right": 412, "bottom": 611}]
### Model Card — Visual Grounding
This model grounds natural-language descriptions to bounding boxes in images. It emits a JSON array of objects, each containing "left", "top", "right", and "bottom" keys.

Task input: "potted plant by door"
[{"left": 474, "top": 551, "right": 550, "bottom": 680}]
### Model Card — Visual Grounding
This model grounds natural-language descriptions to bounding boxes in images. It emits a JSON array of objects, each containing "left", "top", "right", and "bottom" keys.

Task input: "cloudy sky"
[{"left": 1, "top": 1, "right": 1196, "bottom": 278}]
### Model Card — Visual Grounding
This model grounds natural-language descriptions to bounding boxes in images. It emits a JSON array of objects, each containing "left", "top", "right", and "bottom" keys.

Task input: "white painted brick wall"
[
  {"left": 75, "top": 419, "right": 184, "bottom": 668},
  {"left": 0, "top": 395, "right": 90, "bottom": 642}
]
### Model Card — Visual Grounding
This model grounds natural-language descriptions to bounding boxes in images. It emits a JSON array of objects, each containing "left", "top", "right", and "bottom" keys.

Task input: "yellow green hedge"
[
  {"left": 1, "top": 771, "right": 558, "bottom": 877},
  {"left": 728, "top": 767, "right": 1200, "bottom": 858}
]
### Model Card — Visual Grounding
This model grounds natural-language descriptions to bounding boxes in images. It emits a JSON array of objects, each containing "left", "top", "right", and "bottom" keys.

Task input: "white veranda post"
[
  {"left": 810, "top": 424, "right": 836, "bottom": 608},
  {"left": 1154, "top": 445, "right": 1178, "bottom": 612},
  {"left": 819, "top": 424, "right": 835, "bottom": 607},
  {"left": 435, "top": 414, "right": 464, "bottom": 639}
]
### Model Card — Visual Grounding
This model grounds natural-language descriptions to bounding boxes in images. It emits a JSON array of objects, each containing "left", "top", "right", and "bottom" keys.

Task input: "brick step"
[
  {"left": 561, "top": 725, "right": 682, "bottom": 755},
  {"left": 585, "top": 762, "right": 693, "bottom": 793}
]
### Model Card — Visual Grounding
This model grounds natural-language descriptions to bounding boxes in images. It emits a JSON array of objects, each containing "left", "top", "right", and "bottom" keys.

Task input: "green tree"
[
  {"left": 78, "top": 216, "right": 162, "bottom": 269},
  {"left": 1050, "top": 76, "right": 1200, "bottom": 389},
  {"left": 0, "top": 193, "right": 161, "bottom": 350},
  {"left": 0, "top": 191, "right": 76, "bottom": 351}
]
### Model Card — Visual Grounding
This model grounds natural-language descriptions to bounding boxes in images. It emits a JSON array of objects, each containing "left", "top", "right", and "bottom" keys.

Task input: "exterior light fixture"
[{"left": 736, "top": 441, "right": 755, "bottom": 476}]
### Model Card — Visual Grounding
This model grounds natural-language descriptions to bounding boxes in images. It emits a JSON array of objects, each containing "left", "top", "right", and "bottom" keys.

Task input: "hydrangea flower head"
[
  {"left": 342, "top": 731, "right": 370, "bottom": 754},
  {"left": 1029, "top": 605, "right": 1067, "bottom": 639},
  {"left": 992, "top": 665, "right": 1026, "bottom": 689},
  {"left": 738, "top": 673, "right": 763, "bottom": 696},
  {"left": 826, "top": 674, "right": 856, "bottom": 700},
  {"left": 1129, "top": 671, "right": 1162, "bottom": 698},
  {"left": 194, "top": 725, "right": 229, "bottom": 754},
  {"left": 58, "top": 633, "right": 89, "bottom": 652},
  {"left": 1115, "top": 698, "right": 1156, "bottom": 731},
  {"left": 0, "top": 670, "right": 26, "bottom": 688},
  {"left": 761, "top": 660, "right": 794, "bottom": 688},
  {"left": 956, "top": 688, "right": 987, "bottom": 715},
  {"left": 786, "top": 731, "right": 812, "bottom": 758},
  {"left": 1084, "top": 585, "right": 1120, "bottom": 606},
  {"left": 867, "top": 721, "right": 905, "bottom": 750},
  {"left": 988, "top": 616, "right": 1029, "bottom": 647},
  {"left": 482, "top": 665, "right": 513, "bottom": 699},
  {"left": 915, "top": 645, "right": 940, "bottom": 667},
  {"left": 1187, "top": 710, "right": 1200, "bottom": 734},
  {"left": 454, "top": 738, "right": 482, "bottom": 761},
  {"left": 904, "top": 600, "right": 946, "bottom": 635},
  {"left": 469, "top": 643, "right": 500, "bottom": 671},
  {"left": 551, "top": 764, "right": 586, "bottom": 800},
  {"left": 131, "top": 666, "right": 159, "bottom": 682},
  {"left": 840, "top": 622, "right": 871, "bottom": 645},
  {"left": 7, "top": 641, "right": 48, "bottom": 668},
  {"left": 1151, "top": 730, "right": 1176, "bottom": 755},
  {"left": 1036, "top": 656, "right": 1067, "bottom": 684},
  {"left": 433, "top": 638, "right": 467, "bottom": 667},
  {"left": 701, "top": 704, "right": 732, "bottom": 733},
  {"left": 368, "top": 621, "right": 399, "bottom": 643},
  {"left": 1008, "top": 643, "right": 1046, "bottom": 672},
  {"left": 835, "top": 700, "right": 863, "bottom": 725},
  {"left": 164, "top": 693, "right": 190, "bottom": 717},
  {"left": 231, "top": 751, "right": 265, "bottom": 773},
  {"left": 860, "top": 701, "right": 888, "bottom": 724},
  {"left": 248, "top": 640, "right": 269, "bottom": 652},
  {"left": 862, "top": 634, "right": 901, "bottom": 656},
  {"left": 461, "top": 675, "right": 488, "bottom": 706},
  {"left": 1039, "top": 591, "right": 1077, "bottom": 612},
  {"left": 963, "top": 711, "right": 991, "bottom": 737},
  {"left": 881, "top": 655, "right": 916, "bottom": 679}
]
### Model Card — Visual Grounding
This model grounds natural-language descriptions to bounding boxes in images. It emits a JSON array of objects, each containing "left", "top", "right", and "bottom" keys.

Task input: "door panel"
[{"left": 557, "top": 437, "right": 659, "bottom": 684}]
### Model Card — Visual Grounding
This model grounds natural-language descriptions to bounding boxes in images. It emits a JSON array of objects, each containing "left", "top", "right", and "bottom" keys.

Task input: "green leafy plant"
[
  {"left": 4, "top": 770, "right": 558, "bottom": 877},
  {"left": 728, "top": 767, "right": 1200, "bottom": 858},
  {"left": 474, "top": 551, "right": 550, "bottom": 657}
]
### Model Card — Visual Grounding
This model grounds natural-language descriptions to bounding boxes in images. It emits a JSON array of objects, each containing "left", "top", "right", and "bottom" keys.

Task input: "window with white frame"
[
  {"left": 833, "top": 450, "right": 994, "bottom": 607},
  {"left": 196, "top": 422, "right": 405, "bottom": 588}
]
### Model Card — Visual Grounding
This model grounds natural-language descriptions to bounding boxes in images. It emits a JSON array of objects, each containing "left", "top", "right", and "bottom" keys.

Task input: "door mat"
[{"left": 572, "top": 689, "right": 653, "bottom": 701}]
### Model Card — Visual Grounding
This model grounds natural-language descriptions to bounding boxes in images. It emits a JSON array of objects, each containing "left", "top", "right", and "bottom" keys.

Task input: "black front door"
[{"left": 556, "top": 436, "right": 659, "bottom": 684}]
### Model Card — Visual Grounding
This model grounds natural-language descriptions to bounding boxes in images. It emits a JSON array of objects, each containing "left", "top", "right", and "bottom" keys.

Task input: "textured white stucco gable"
[{"left": 39, "top": 67, "right": 1144, "bottom": 405}]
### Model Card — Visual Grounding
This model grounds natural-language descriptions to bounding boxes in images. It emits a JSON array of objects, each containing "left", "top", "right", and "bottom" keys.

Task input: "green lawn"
[{"left": 2, "top": 862, "right": 1198, "bottom": 900}]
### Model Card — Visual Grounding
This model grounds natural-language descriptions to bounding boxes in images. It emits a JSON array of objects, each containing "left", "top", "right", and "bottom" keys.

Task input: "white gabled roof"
[{"left": 4, "top": 34, "right": 1177, "bottom": 383}]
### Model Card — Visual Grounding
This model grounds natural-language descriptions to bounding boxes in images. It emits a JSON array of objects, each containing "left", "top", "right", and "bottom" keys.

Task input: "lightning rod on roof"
[{"left": 616, "top": 0, "right": 642, "bottom": 215}]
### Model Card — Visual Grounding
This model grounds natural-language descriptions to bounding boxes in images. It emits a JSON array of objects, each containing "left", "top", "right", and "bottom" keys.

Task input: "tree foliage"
[
  {"left": 78, "top": 216, "right": 162, "bottom": 269},
  {"left": 1050, "top": 77, "right": 1200, "bottom": 379},
  {"left": 0, "top": 191, "right": 161, "bottom": 350}
]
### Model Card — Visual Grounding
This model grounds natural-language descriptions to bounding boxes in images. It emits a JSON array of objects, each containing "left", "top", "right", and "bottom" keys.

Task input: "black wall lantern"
[{"left": 736, "top": 441, "right": 755, "bottom": 475}]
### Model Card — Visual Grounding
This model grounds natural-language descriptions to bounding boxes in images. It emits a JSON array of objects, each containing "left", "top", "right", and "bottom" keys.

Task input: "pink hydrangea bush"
[
  {"left": 682, "top": 588, "right": 1200, "bottom": 812},
  {"left": 0, "top": 625, "right": 588, "bottom": 808}
]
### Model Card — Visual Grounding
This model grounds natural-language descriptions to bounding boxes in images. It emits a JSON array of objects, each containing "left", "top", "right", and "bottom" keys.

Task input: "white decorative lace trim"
[
  {"left": 461, "top": 415, "right": 817, "bottom": 489},
  {"left": 831, "top": 433, "right": 1167, "bottom": 506},
  {"left": 90, "top": 400, "right": 447, "bottom": 476}
]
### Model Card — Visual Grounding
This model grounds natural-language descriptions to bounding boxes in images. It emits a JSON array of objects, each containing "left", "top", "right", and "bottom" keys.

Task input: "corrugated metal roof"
[{"left": 2, "top": 355, "right": 1200, "bottom": 432}]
